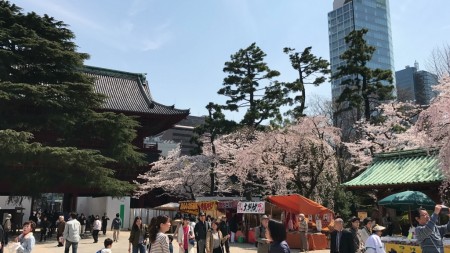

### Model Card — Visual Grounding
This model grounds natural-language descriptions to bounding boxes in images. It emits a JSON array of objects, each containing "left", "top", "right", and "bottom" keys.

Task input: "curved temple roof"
[{"left": 84, "top": 65, "right": 189, "bottom": 116}]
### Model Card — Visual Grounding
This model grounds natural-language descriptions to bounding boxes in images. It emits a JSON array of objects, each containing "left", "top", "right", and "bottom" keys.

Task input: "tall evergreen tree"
[
  {"left": 283, "top": 46, "right": 330, "bottom": 119},
  {"left": 0, "top": 1, "right": 143, "bottom": 197},
  {"left": 218, "top": 43, "right": 284, "bottom": 128},
  {"left": 332, "top": 29, "right": 394, "bottom": 122}
]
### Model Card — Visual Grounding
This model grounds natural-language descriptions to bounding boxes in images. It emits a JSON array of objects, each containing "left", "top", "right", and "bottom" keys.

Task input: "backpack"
[{"left": 255, "top": 226, "right": 262, "bottom": 247}]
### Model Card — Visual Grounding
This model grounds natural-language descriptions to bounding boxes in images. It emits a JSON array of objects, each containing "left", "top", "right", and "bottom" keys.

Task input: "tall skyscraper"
[
  {"left": 396, "top": 62, "right": 438, "bottom": 105},
  {"left": 328, "top": 0, "right": 395, "bottom": 102}
]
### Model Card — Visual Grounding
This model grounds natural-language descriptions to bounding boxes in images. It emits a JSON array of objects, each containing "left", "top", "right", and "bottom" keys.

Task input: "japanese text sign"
[{"left": 237, "top": 201, "right": 265, "bottom": 213}]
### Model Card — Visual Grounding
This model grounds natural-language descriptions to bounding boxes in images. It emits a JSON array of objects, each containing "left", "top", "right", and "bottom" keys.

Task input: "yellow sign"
[{"left": 179, "top": 201, "right": 217, "bottom": 215}]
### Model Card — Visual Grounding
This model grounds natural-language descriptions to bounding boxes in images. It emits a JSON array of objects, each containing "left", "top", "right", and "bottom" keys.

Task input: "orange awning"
[{"left": 266, "top": 194, "right": 333, "bottom": 215}]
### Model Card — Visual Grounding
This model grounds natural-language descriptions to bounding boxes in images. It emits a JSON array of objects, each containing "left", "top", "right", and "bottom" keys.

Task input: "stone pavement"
[{"left": 30, "top": 231, "right": 329, "bottom": 253}]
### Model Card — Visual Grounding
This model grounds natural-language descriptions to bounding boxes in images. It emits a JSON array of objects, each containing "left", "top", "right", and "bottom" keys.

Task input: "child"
[
  {"left": 168, "top": 234, "right": 174, "bottom": 253},
  {"left": 96, "top": 238, "right": 113, "bottom": 253}
]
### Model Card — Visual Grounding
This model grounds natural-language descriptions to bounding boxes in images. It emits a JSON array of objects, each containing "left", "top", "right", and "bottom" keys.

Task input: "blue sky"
[{"left": 12, "top": 0, "right": 450, "bottom": 120}]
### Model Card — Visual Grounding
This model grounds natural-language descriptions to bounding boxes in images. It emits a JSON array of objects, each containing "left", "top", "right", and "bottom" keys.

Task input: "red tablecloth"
[{"left": 286, "top": 232, "right": 328, "bottom": 250}]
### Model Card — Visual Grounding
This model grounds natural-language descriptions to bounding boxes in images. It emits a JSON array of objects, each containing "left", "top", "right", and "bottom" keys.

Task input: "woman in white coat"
[
  {"left": 365, "top": 224, "right": 386, "bottom": 253},
  {"left": 177, "top": 216, "right": 195, "bottom": 253}
]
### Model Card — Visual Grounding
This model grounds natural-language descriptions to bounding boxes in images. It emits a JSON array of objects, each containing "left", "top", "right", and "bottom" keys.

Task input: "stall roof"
[
  {"left": 343, "top": 149, "right": 443, "bottom": 189},
  {"left": 153, "top": 202, "right": 179, "bottom": 211},
  {"left": 266, "top": 194, "right": 332, "bottom": 215}
]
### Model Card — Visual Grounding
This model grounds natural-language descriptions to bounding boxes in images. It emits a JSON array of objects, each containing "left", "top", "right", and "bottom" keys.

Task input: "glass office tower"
[{"left": 328, "top": 0, "right": 395, "bottom": 102}]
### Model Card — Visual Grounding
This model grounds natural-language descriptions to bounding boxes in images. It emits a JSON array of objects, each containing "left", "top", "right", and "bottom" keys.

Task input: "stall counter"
[
  {"left": 286, "top": 232, "right": 328, "bottom": 250},
  {"left": 382, "top": 236, "right": 450, "bottom": 253}
]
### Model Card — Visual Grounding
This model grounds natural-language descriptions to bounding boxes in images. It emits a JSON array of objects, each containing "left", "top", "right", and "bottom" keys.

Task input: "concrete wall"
[
  {"left": 0, "top": 196, "right": 32, "bottom": 228},
  {"left": 76, "top": 196, "right": 131, "bottom": 229}
]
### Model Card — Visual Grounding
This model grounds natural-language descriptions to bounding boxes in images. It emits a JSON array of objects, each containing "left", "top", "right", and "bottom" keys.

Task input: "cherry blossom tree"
[
  {"left": 416, "top": 77, "right": 450, "bottom": 197},
  {"left": 213, "top": 116, "right": 340, "bottom": 206},
  {"left": 343, "top": 102, "right": 426, "bottom": 177},
  {"left": 135, "top": 145, "right": 212, "bottom": 200}
]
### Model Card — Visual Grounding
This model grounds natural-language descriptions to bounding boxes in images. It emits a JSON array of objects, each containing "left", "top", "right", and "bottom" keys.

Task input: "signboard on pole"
[{"left": 237, "top": 201, "right": 265, "bottom": 213}]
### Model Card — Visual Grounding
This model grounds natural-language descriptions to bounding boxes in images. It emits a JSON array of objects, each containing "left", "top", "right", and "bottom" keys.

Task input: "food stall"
[
  {"left": 236, "top": 201, "right": 266, "bottom": 243},
  {"left": 179, "top": 200, "right": 220, "bottom": 217},
  {"left": 266, "top": 194, "right": 332, "bottom": 250},
  {"left": 382, "top": 237, "right": 450, "bottom": 253}
]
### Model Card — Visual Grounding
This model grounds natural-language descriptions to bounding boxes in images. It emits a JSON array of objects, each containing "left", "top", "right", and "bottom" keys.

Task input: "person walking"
[
  {"left": 111, "top": 213, "right": 122, "bottom": 242},
  {"left": 56, "top": 215, "right": 66, "bottom": 247},
  {"left": 0, "top": 223, "right": 4, "bottom": 253},
  {"left": 149, "top": 215, "right": 171, "bottom": 253},
  {"left": 102, "top": 213, "right": 110, "bottom": 236},
  {"left": 194, "top": 212, "right": 210, "bottom": 253},
  {"left": 39, "top": 216, "right": 50, "bottom": 242},
  {"left": 16, "top": 221, "right": 36, "bottom": 253},
  {"left": 255, "top": 215, "right": 270, "bottom": 253},
  {"left": 265, "top": 219, "right": 290, "bottom": 253},
  {"left": 128, "top": 216, "right": 149, "bottom": 253},
  {"left": 359, "top": 217, "right": 372, "bottom": 248},
  {"left": 330, "top": 218, "right": 354, "bottom": 253},
  {"left": 348, "top": 217, "right": 364, "bottom": 253},
  {"left": 206, "top": 219, "right": 229, "bottom": 253},
  {"left": 219, "top": 216, "right": 231, "bottom": 253},
  {"left": 3, "top": 214, "right": 11, "bottom": 246},
  {"left": 413, "top": 204, "right": 450, "bottom": 253},
  {"left": 63, "top": 212, "right": 81, "bottom": 253},
  {"left": 93, "top": 215, "right": 102, "bottom": 243},
  {"left": 364, "top": 224, "right": 386, "bottom": 253},
  {"left": 298, "top": 214, "right": 308, "bottom": 253},
  {"left": 229, "top": 214, "right": 238, "bottom": 243},
  {"left": 177, "top": 215, "right": 195, "bottom": 253},
  {"left": 77, "top": 214, "right": 87, "bottom": 237}
]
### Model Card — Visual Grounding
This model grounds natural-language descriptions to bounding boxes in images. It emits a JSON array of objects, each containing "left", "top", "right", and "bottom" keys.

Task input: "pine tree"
[
  {"left": 0, "top": 1, "right": 143, "bottom": 196},
  {"left": 332, "top": 29, "right": 394, "bottom": 122},
  {"left": 283, "top": 47, "right": 330, "bottom": 119},
  {"left": 218, "top": 43, "right": 283, "bottom": 128}
]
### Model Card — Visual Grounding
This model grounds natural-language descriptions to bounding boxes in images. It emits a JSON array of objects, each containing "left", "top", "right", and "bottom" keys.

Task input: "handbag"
[{"left": 189, "top": 238, "right": 196, "bottom": 246}]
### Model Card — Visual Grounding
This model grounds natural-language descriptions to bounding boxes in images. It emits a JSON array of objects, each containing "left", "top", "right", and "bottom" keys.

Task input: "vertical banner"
[{"left": 237, "top": 201, "right": 265, "bottom": 213}]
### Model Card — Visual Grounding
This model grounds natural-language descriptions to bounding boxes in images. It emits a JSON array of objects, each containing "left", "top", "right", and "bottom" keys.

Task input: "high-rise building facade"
[
  {"left": 328, "top": 0, "right": 395, "bottom": 101},
  {"left": 395, "top": 62, "right": 438, "bottom": 105}
]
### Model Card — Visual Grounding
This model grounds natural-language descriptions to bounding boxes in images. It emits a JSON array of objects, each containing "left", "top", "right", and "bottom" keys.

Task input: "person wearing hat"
[
  {"left": 364, "top": 224, "right": 385, "bottom": 253},
  {"left": 348, "top": 217, "right": 364, "bottom": 253},
  {"left": 413, "top": 204, "right": 450, "bottom": 253},
  {"left": 298, "top": 214, "right": 308, "bottom": 253},
  {"left": 255, "top": 215, "right": 270, "bottom": 253},
  {"left": 219, "top": 216, "right": 230, "bottom": 253},
  {"left": 3, "top": 214, "right": 11, "bottom": 245},
  {"left": 194, "top": 212, "right": 210, "bottom": 253},
  {"left": 359, "top": 217, "right": 372, "bottom": 246},
  {"left": 330, "top": 218, "right": 354, "bottom": 253},
  {"left": 178, "top": 215, "right": 195, "bottom": 253}
]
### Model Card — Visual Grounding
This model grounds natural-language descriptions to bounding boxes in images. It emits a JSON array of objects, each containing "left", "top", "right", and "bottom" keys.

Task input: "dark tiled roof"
[
  {"left": 84, "top": 66, "right": 189, "bottom": 116},
  {"left": 343, "top": 149, "right": 443, "bottom": 188}
]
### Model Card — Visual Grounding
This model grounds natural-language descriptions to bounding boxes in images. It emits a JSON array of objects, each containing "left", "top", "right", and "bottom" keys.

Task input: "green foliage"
[
  {"left": 332, "top": 29, "right": 394, "bottom": 121},
  {"left": 191, "top": 103, "right": 237, "bottom": 155},
  {"left": 0, "top": 1, "right": 143, "bottom": 196},
  {"left": 0, "top": 1, "right": 90, "bottom": 84},
  {"left": 0, "top": 130, "right": 135, "bottom": 197},
  {"left": 218, "top": 43, "right": 283, "bottom": 128},
  {"left": 333, "top": 185, "right": 356, "bottom": 221},
  {"left": 283, "top": 47, "right": 330, "bottom": 119}
]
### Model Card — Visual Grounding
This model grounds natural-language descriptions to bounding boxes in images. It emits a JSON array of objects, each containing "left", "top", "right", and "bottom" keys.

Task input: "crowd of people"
[
  {"left": 0, "top": 211, "right": 121, "bottom": 253},
  {"left": 2, "top": 204, "right": 450, "bottom": 253}
]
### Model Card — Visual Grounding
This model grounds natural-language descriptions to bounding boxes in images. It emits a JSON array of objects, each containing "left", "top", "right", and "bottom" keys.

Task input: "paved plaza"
[{"left": 28, "top": 230, "right": 329, "bottom": 253}]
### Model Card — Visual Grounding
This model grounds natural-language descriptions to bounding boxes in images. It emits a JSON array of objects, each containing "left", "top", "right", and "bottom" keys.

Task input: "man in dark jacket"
[
  {"left": 330, "top": 218, "right": 354, "bottom": 253},
  {"left": 219, "top": 215, "right": 230, "bottom": 253},
  {"left": 348, "top": 217, "right": 363, "bottom": 253},
  {"left": 0, "top": 223, "right": 4, "bottom": 253},
  {"left": 194, "top": 212, "right": 210, "bottom": 253}
]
